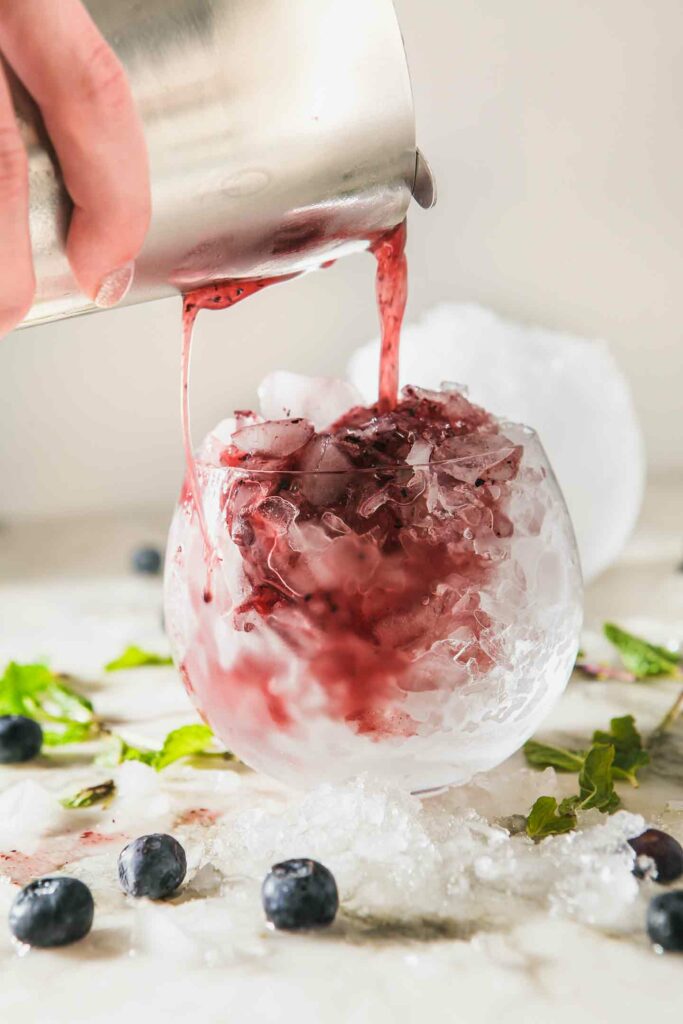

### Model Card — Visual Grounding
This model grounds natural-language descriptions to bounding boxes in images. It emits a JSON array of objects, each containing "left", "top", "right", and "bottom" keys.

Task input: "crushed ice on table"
[
  {"left": 105, "top": 762, "right": 173, "bottom": 834},
  {"left": 0, "top": 780, "right": 71, "bottom": 852},
  {"left": 0, "top": 754, "right": 657, "bottom": 964},
  {"left": 214, "top": 771, "right": 646, "bottom": 934},
  {"left": 84, "top": 765, "right": 649, "bottom": 962}
]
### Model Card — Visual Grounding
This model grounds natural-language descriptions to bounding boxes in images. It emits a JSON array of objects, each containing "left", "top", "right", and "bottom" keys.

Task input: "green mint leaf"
[
  {"left": 576, "top": 743, "right": 620, "bottom": 813},
  {"left": 523, "top": 740, "right": 586, "bottom": 773},
  {"left": 153, "top": 724, "right": 214, "bottom": 771},
  {"left": 0, "top": 662, "right": 97, "bottom": 744},
  {"left": 95, "top": 735, "right": 155, "bottom": 767},
  {"left": 61, "top": 779, "right": 116, "bottom": 809},
  {"left": 98, "top": 725, "right": 217, "bottom": 771},
  {"left": 119, "top": 736, "right": 156, "bottom": 766},
  {"left": 42, "top": 721, "right": 96, "bottom": 747},
  {"left": 558, "top": 795, "right": 580, "bottom": 815},
  {"left": 592, "top": 714, "right": 650, "bottom": 787},
  {"left": 105, "top": 646, "right": 173, "bottom": 672},
  {"left": 526, "top": 796, "right": 577, "bottom": 839},
  {"left": 603, "top": 623, "right": 680, "bottom": 680}
]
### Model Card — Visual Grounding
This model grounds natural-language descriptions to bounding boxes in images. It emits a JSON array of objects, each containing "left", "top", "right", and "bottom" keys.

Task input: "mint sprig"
[
  {"left": 526, "top": 796, "right": 577, "bottom": 839},
  {"left": 593, "top": 715, "right": 650, "bottom": 787},
  {"left": 524, "top": 715, "right": 648, "bottom": 789},
  {"left": 523, "top": 714, "right": 651, "bottom": 837},
  {"left": 105, "top": 646, "right": 173, "bottom": 672},
  {"left": 523, "top": 740, "right": 585, "bottom": 773},
  {"left": 98, "top": 724, "right": 218, "bottom": 771},
  {"left": 574, "top": 743, "right": 621, "bottom": 813},
  {"left": 603, "top": 623, "right": 680, "bottom": 680},
  {"left": 0, "top": 662, "right": 98, "bottom": 746}
]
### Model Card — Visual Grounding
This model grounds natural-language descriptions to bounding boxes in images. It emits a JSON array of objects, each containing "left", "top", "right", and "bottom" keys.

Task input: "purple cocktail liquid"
[{"left": 165, "top": 221, "right": 582, "bottom": 789}]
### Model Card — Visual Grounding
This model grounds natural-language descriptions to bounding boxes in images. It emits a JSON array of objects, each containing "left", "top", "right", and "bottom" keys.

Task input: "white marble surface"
[{"left": 0, "top": 480, "right": 682, "bottom": 1024}]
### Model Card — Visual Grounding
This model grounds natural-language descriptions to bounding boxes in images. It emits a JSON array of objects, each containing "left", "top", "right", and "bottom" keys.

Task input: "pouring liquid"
[{"left": 179, "top": 221, "right": 409, "bottom": 598}]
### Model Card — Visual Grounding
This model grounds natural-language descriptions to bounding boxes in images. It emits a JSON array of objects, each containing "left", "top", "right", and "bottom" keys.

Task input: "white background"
[{"left": 1, "top": 0, "right": 681, "bottom": 519}]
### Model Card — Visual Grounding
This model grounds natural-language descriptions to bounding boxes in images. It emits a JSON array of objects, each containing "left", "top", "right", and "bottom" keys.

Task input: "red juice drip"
[
  {"left": 371, "top": 220, "right": 408, "bottom": 412},
  {"left": 181, "top": 276, "right": 291, "bottom": 596},
  {"left": 179, "top": 220, "right": 405, "bottom": 596}
]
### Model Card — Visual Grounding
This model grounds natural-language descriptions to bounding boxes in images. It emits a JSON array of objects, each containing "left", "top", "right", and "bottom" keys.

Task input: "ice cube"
[
  {"left": 232, "top": 418, "right": 314, "bottom": 457},
  {"left": 406, "top": 440, "right": 432, "bottom": 466},
  {"left": 349, "top": 303, "right": 645, "bottom": 581},
  {"left": 0, "top": 780, "right": 69, "bottom": 853},
  {"left": 187, "top": 862, "right": 225, "bottom": 897},
  {"left": 258, "top": 371, "right": 363, "bottom": 431},
  {"left": 298, "top": 435, "right": 353, "bottom": 505},
  {"left": 198, "top": 416, "right": 238, "bottom": 463},
  {"left": 106, "top": 761, "right": 173, "bottom": 833}
]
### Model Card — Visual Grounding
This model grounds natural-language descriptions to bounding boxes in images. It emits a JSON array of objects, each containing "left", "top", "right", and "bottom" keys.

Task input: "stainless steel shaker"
[{"left": 14, "top": 0, "right": 435, "bottom": 328}]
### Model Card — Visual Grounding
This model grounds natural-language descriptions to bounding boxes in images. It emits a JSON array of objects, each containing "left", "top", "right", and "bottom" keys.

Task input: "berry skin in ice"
[
  {"left": 9, "top": 877, "right": 94, "bottom": 947},
  {"left": 647, "top": 891, "right": 683, "bottom": 951},
  {"left": 262, "top": 858, "right": 339, "bottom": 930},
  {"left": 118, "top": 834, "right": 187, "bottom": 899},
  {"left": 131, "top": 545, "right": 162, "bottom": 576},
  {"left": 0, "top": 715, "right": 43, "bottom": 764},
  {"left": 629, "top": 828, "right": 683, "bottom": 884}
]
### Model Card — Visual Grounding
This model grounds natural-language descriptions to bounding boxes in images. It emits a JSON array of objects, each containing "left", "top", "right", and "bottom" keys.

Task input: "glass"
[{"left": 164, "top": 423, "right": 582, "bottom": 792}]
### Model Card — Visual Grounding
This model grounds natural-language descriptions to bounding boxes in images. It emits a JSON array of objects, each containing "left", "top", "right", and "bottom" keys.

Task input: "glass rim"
[{"left": 194, "top": 423, "right": 536, "bottom": 478}]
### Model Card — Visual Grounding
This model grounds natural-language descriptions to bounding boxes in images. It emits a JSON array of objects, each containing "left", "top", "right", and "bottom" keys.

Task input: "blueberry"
[
  {"left": 647, "top": 891, "right": 683, "bottom": 951},
  {"left": 0, "top": 715, "right": 43, "bottom": 764},
  {"left": 629, "top": 828, "right": 683, "bottom": 884},
  {"left": 9, "top": 876, "right": 94, "bottom": 947},
  {"left": 118, "top": 834, "right": 187, "bottom": 899},
  {"left": 131, "top": 546, "right": 162, "bottom": 576},
  {"left": 262, "top": 858, "right": 339, "bottom": 930}
]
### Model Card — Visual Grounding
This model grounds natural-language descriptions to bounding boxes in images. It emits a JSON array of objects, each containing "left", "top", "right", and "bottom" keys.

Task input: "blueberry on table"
[
  {"left": 118, "top": 834, "right": 187, "bottom": 899},
  {"left": 0, "top": 715, "right": 43, "bottom": 764},
  {"left": 131, "top": 545, "right": 162, "bottom": 576},
  {"left": 647, "top": 891, "right": 683, "bottom": 951},
  {"left": 262, "top": 858, "right": 339, "bottom": 931},
  {"left": 9, "top": 877, "right": 94, "bottom": 948},
  {"left": 629, "top": 828, "right": 683, "bottom": 884}
]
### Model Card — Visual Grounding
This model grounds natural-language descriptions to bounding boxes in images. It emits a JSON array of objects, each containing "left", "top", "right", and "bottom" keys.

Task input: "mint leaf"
[
  {"left": 0, "top": 662, "right": 97, "bottom": 745},
  {"left": 97, "top": 735, "right": 156, "bottom": 767},
  {"left": 576, "top": 743, "right": 620, "bottom": 813},
  {"left": 105, "top": 646, "right": 173, "bottom": 672},
  {"left": 526, "top": 796, "right": 577, "bottom": 839},
  {"left": 153, "top": 725, "right": 214, "bottom": 770},
  {"left": 61, "top": 779, "right": 116, "bottom": 809},
  {"left": 523, "top": 740, "right": 585, "bottom": 773},
  {"left": 99, "top": 724, "right": 217, "bottom": 771},
  {"left": 593, "top": 715, "right": 649, "bottom": 787},
  {"left": 603, "top": 623, "right": 680, "bottom": 680}
]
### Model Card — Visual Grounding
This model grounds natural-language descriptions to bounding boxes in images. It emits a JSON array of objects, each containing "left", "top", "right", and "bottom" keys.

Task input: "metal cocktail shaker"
[{"left": 14, "top": 0, "right": 435, "bottom": 328}]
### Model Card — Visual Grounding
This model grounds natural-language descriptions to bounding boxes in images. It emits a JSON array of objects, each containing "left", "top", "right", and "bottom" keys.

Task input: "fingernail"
[{"left": 95, "top": 260, "right": 135, "bottom": 308}]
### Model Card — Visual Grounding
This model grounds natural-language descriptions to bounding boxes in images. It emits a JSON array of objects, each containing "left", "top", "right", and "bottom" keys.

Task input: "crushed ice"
[
  {"left": 0, "top": 780, "right": 71, "bottom": 852},
  {"left": 205, "top": 767, "right": 646, "bottom": 936}
]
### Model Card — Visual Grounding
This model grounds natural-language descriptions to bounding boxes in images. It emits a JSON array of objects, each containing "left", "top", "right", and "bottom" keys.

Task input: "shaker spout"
[{"left": 412, "top": 148, "right": 437, "bottom": 209}]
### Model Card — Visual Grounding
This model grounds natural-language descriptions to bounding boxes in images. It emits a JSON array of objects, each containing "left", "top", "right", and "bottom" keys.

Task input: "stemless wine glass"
[{"left": 164, "top": 422, "right": 582, "bottom": 792}]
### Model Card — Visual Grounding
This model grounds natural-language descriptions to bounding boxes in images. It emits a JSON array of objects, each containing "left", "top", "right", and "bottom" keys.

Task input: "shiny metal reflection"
[{"left": 16, "top": 0, "right": 434, "bottom": 328}]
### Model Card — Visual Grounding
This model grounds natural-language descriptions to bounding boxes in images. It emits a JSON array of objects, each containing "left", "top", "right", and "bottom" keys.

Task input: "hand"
[{"left": 0, "top": 0, "right": 151, "bottom": 335}]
